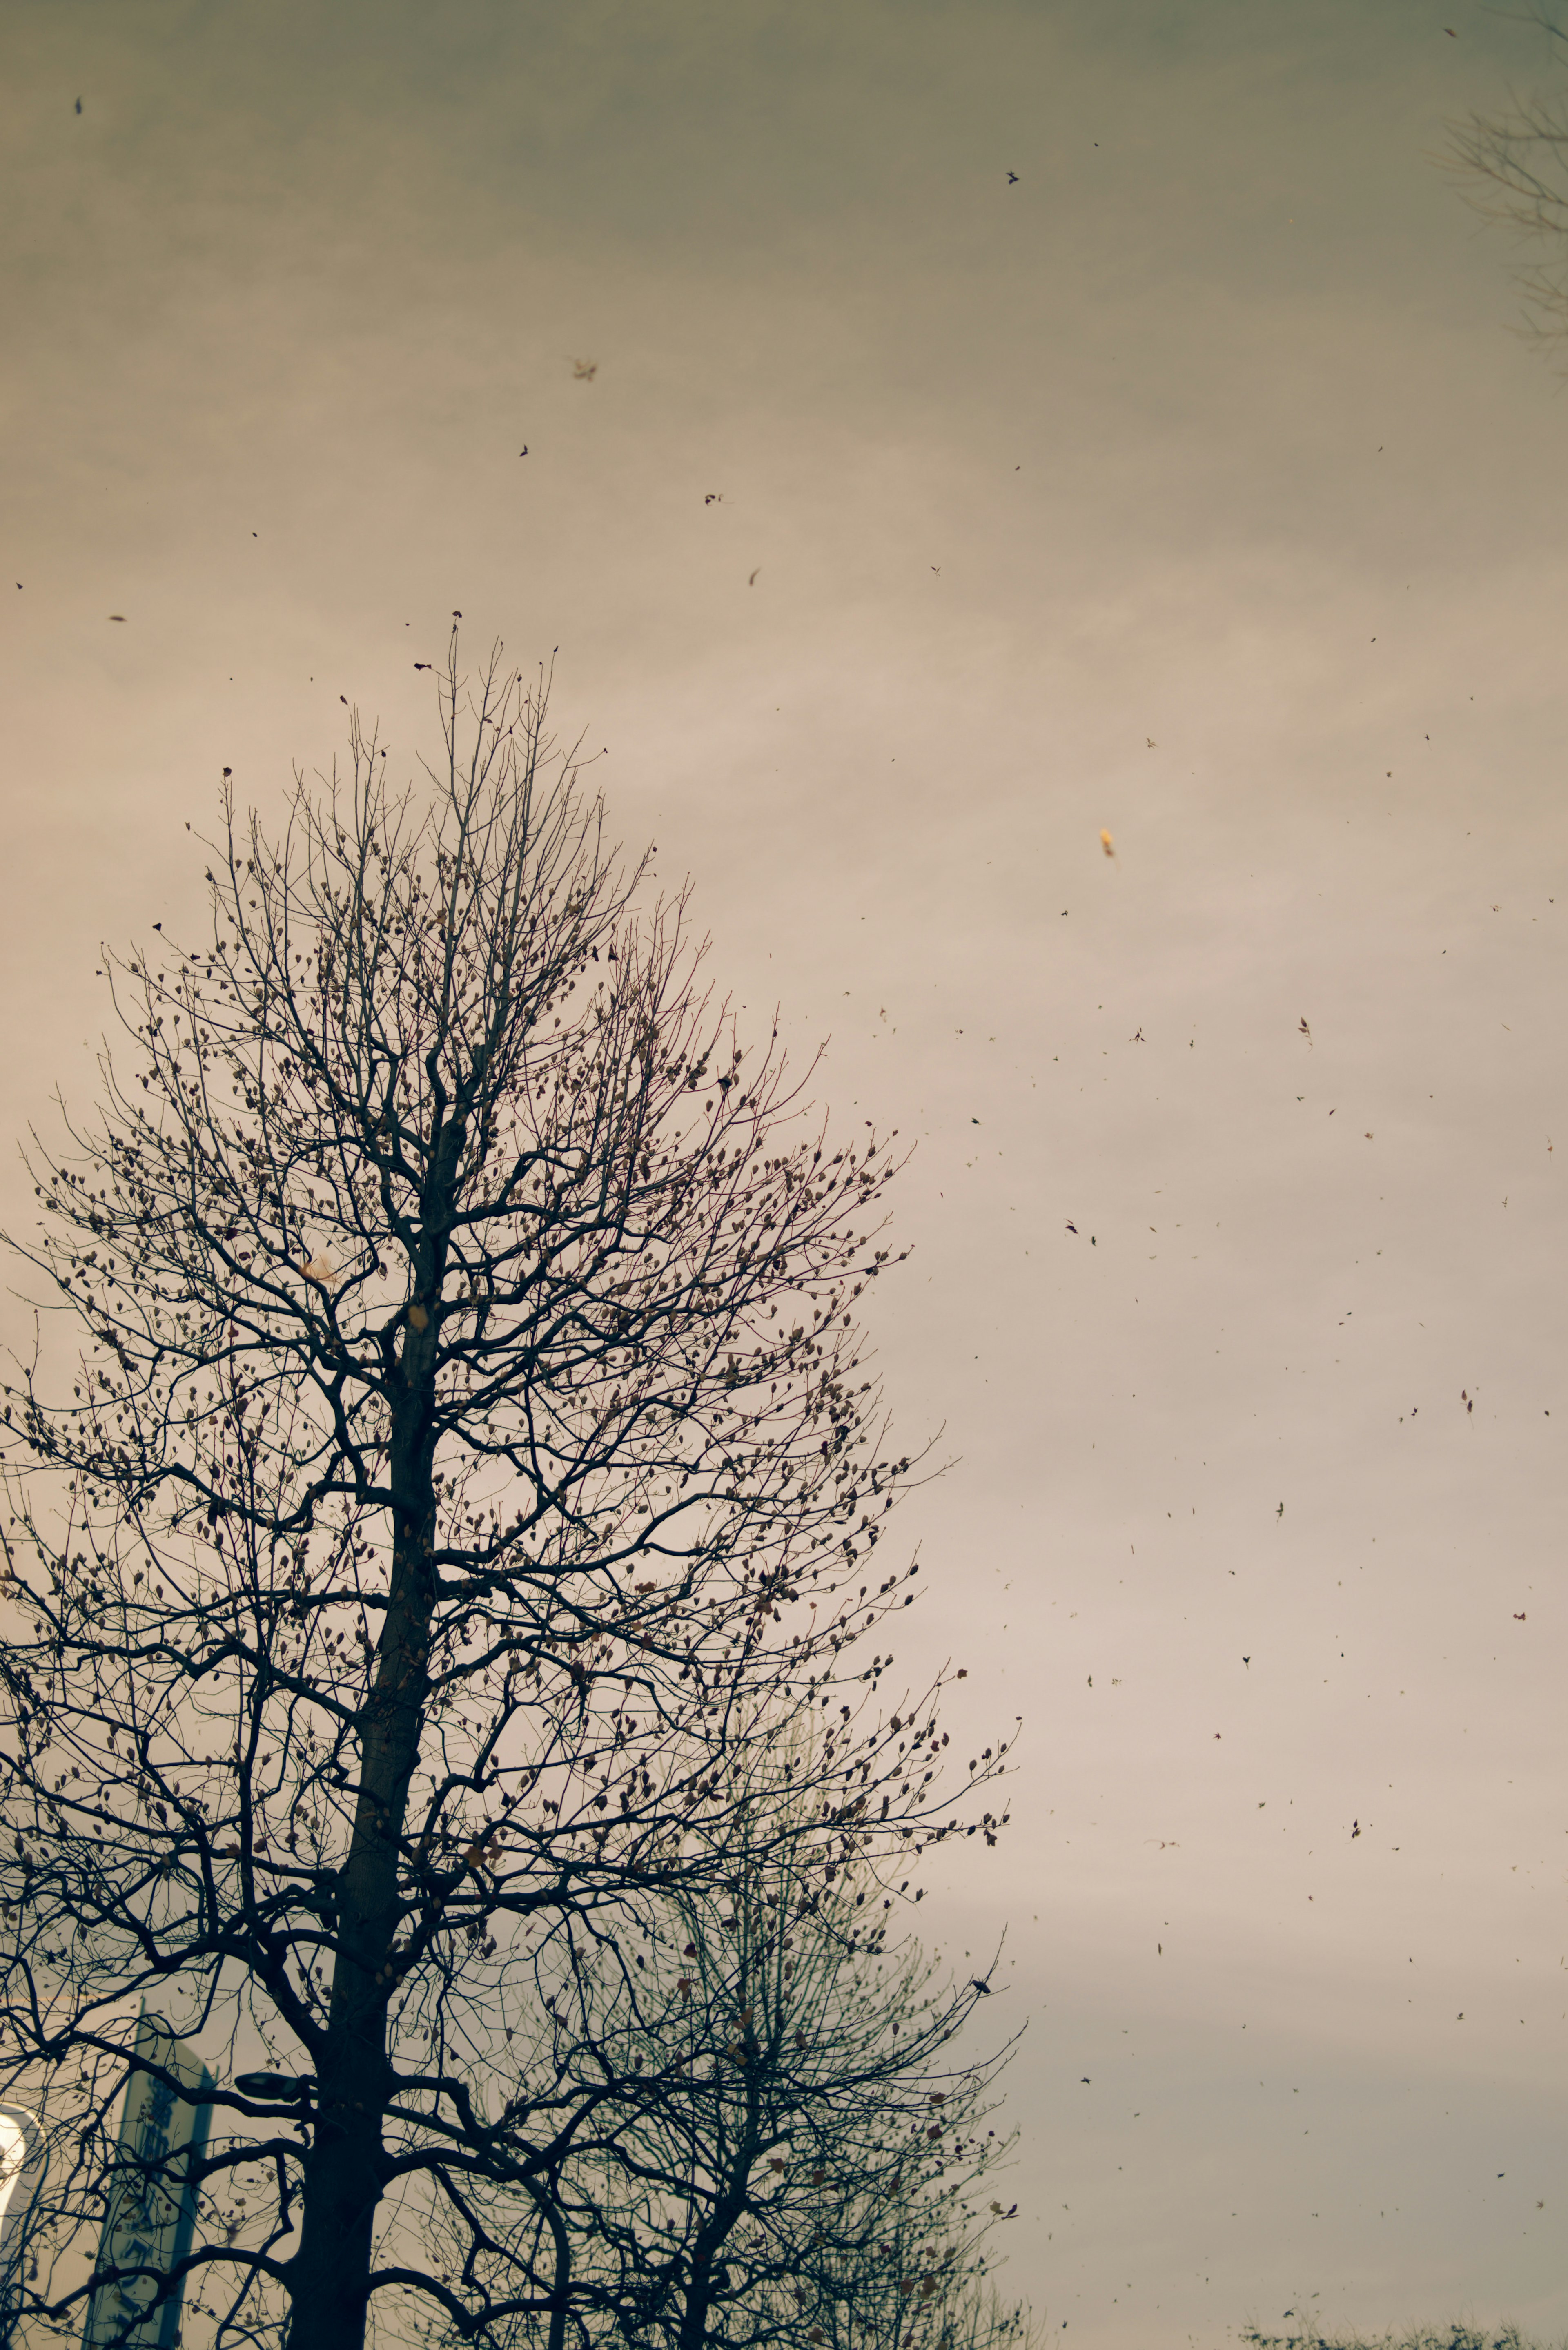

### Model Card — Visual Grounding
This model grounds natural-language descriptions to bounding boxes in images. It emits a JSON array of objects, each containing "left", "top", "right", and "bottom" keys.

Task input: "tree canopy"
[
  {"left": 412, "top": 1735, "right": 1025, "bottom": 2350},
  {"left": 0, "top": 633, "right": 1014, "bottom": 2350}
]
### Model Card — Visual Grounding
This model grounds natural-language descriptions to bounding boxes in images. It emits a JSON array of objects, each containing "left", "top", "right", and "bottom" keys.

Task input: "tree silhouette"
[
  {"left": 412, "top": 1730, "right": 1025, "bottom": 2350},
  {"left": 0, "top": 632, "right": 1008, "bottom": 2350},
  {"left": 1445, "top": 11, "right": 1568, "bottom": 360}
]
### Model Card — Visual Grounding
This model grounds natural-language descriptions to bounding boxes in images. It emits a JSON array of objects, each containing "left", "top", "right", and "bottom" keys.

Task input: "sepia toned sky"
[{"left": 5, "top": 1, "right": 1568, "bottom": 2342}]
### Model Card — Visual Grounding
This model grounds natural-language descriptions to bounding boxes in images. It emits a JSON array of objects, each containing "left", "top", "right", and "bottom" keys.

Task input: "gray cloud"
[{"left": 4, "top": 1, "right": 1567, "bottom": 2341}]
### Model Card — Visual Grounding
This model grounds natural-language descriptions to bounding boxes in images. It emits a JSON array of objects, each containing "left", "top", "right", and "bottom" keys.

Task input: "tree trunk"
[
  {"left": 286, "top": 1293, "right": 442, "bottom": 2350},
  {"left": 676, "top": 2070, "right": 762, "bottom": 2350}
]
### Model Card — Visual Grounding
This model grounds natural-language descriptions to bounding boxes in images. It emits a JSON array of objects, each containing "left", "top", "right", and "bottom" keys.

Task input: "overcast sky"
[{"left": 6, "top": 2, "right": 1568, "bottom": 2343}]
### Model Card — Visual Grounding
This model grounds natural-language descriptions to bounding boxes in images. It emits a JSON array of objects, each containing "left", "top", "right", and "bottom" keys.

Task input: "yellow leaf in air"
[
  {"left": 407, "top": 1303, "right": 430, "bottom": 1330},
  {"left": 1100, "top": 829, "right": 1116, "bottom": 858},
  {"left": 300, "top": 1253, "right": 335, "bottom": 1285}
]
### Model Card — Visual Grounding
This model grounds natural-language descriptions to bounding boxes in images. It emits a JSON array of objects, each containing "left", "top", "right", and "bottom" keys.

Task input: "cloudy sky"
[{"left": 6, "top": 1, "right": 1568, "bottom": 2343}]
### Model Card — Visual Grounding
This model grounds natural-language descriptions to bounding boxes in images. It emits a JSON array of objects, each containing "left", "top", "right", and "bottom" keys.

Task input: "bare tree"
[
  {"left": 802, "top": 2192, "right": 1033, "bottom": 2350},
  {"left": 1443, "top": 9, "right": 1568, "bottom": 356},
  {"left": 414, "top": 1729, "right": 1025, "bottom": 2350},
  {"left": 0, "top": 632, "right": 1009, "bottom": 2350}
]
